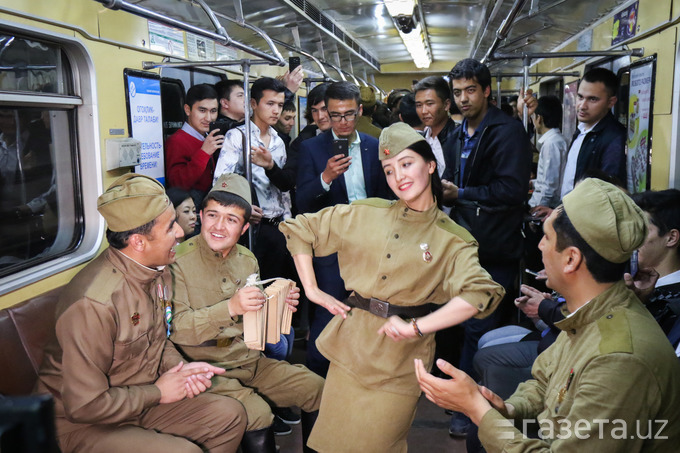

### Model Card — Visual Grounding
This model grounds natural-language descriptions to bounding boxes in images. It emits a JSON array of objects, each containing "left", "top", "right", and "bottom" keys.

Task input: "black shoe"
[
  {"left": 273, "top": 407, "right": 301, "bottom": 425},
  {"left": 241, "top": 426, "right": 278, "bottom": 453},
  {"left": 449, "top": 412, "right": 472, "bottom": 438},
  {"left": 273, "top": 416, "right": 292, "bottom": 436}
]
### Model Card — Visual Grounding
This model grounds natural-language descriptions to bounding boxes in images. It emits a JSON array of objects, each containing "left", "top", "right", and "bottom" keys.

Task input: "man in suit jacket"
[{"left": 296, "top": 81, "right": 390, "bottom": 377}]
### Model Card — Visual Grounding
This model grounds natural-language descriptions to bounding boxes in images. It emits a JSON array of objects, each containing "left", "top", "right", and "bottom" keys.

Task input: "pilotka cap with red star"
[
  {"left": 378, "top": 122, "right": 426, "bottom": 161},
  {"left": 210, "top": 173, "right": 252, "bottom": 207}
]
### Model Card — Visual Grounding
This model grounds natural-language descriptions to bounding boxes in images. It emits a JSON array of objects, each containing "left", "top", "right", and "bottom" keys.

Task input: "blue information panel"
[{"left": 124, "top": 70, "right": 165, "bottom": 183}]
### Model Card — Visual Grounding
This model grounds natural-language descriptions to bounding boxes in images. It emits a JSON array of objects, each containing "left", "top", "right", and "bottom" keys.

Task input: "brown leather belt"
[{"left": 345, "top": 293, "right": 433, "bottom": 319}]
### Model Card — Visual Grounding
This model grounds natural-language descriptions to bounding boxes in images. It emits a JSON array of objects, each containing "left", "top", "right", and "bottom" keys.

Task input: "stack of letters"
[{"left": 244, "top": 279, "right": 295, "bottom": 350}]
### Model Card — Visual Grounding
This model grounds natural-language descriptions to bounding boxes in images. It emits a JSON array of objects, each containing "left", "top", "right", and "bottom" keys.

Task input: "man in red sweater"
[{"left": 165, "top": 84, "right": 223, "bottom": 208}]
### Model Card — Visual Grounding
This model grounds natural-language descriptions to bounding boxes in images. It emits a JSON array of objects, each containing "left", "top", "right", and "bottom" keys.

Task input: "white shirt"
[
  {"left": 423, "top": 127, "right": 447, "bottom": 179},
  {"left": 656, "top": 269, "right": 680, "bottom": 288},
  {"left": 214, "top": 121, "right": 291, "bottom": 219},
  {"left": 560, "top": 120, "right": 600, "bottom": 198},
  {"left": 529, "top": 128, "right": 568, "bottom": 208}
]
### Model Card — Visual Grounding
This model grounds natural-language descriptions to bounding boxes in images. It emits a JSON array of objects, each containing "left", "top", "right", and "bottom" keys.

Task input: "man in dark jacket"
[
  {"left": 551, "top": 68, "right": 626, "bottom": 199},
  {"left": 443, "top": 58, "right": 533, "bottom": 436}
]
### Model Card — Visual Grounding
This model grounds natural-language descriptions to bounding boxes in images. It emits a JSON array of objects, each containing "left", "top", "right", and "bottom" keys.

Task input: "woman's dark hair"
[
  {"left": 166, "top": 187, "right": 192, "bottom": 209},
  {"left": 552, "top": 207, "right": 626, "bottom": 283},
  {"left": 402, "top": 139, "right": 443, "bottom": 210}
]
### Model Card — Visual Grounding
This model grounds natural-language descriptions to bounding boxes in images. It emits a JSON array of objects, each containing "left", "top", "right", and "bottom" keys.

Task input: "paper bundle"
[{"left": 243, "top": 279, "right": 294, "bottom": 350}]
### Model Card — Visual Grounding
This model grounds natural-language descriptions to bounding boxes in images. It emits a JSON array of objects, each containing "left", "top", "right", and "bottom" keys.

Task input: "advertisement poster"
[
  {"left": 562, "top": 80, "right": 579, "bottom": 142},
  {"left": 298, "top": 96, "right": 307, "bottom": 134},
  {"left": 148, "top": 21, "right": 186, "bottom": 58},
  {"left": 612, "top": 1, "right": 638, "bottom": 46},
  {"left": 187, "top": 32, "right": 216, "bottom": 61},
  {"left": 124, "top": 70, "right": 165, "bottom": 183},
  {"left": 626, "top": 59, "right": 655, "bottom": 193}
]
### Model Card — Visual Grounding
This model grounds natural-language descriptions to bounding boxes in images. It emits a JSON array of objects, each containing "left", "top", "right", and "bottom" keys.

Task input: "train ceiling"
[{"left": 130, "top": 0, "right": 632, "bottom": 79}]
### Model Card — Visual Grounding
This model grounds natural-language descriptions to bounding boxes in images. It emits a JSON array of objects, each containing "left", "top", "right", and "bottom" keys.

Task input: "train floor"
[{"left": 275, "top": 337, "right": 469, "bottom": 453}]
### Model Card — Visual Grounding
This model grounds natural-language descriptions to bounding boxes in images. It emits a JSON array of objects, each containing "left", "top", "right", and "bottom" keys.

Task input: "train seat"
[{"left": 0, "top": 288, "right": 62, "bottom": 396}]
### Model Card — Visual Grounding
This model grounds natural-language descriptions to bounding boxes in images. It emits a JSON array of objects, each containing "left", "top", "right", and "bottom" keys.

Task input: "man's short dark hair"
[
  {"left": 251, "top": 77, "right": 286, "bottom": 104},
  {"left": 413, "top": 76, "right": 451, "bottom": 105},
  {"left": 325, "top": 81, "right": 360, "bottom": 107},
  {"left": 282, "top": 101, "right": 296, "bottom": 113},
  {"left": 448, "top": 58, "right": 492, "bottom": 91},
  {"left": 552, "top": 207, "right": 626, "bottom": 283},
  {"left": 106, "top": 218, "right": 157, "bottom": 250},
  {"left": 185, "top": 83, "right": 218, "bottom": 108},
  {"left": 214, "top": 80, "right": 243, "bottom": 102},
  {"left": 632, "top": 189, "right": 680, "bottom": 240},
  {"left": 202, "top": 191, "right": 252, "bottom": 224},
  {"left": 305, "top": 83, "right": 330, "bottom": 123},
  {"left": 397, "top": 93, "right": 421, "bottom": 127},
  {"left": 582, "top": 68, "right": 619, "bottom": 98},
  {"left": 535, "top": 95, "right": 563, "bottom": 129}
]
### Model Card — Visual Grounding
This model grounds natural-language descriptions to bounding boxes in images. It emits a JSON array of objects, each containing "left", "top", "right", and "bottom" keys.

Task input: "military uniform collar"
[
  {"left": 193, "top": 234, "right": 238, "bottom": 263},
  {"left": 107, "top": 247, "right": 166, "bottom": 283},
  {"left": 555, "top": 281, "right": 632, "bottom": 334},
  {"left": 396, "top": 199, "right": 439, "bottom": 222}
]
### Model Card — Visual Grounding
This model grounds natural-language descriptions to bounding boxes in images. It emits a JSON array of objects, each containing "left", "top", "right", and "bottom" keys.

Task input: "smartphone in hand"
[
  {"left": 332, "top": 138, "right": 349, "bottom": 157},
  {"left": 289, "top": 56, "right": 300, "bottom": 72}
]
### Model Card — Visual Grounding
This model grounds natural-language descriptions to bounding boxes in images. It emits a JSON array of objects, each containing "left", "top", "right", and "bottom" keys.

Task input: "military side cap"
[
  {"left": 360, "top": 85, "right": 376, "bottom": 108},
  {"left": 210, "top": 173, "right": 252, "bottom": 206},
  {"left": 562, "top": 178, "right": 647, "bottom": 263},
  {"left": 97, "top": 173, "right": 170, "bottom": 232},
  {"left": 378, "top": 122, "right": 426, "bottom": 161}
]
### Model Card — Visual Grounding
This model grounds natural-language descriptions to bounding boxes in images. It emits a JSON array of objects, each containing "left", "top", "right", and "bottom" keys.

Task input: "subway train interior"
[{"left": 1, "top": 0, "right": 679, "bottom": 451}]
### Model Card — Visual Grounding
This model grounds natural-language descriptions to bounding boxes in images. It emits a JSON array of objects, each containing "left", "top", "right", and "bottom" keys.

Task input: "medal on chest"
[
  {"left": 420, "top": 243, "right": 433, "bottom": 263},
  {"left": 157, "top": 283, "right": 172, "bottom": 337}
]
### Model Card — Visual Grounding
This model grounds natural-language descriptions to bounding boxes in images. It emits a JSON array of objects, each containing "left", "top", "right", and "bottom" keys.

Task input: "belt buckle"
[{"left": 369, "top": 298, "right": 389, "bottom": 318}]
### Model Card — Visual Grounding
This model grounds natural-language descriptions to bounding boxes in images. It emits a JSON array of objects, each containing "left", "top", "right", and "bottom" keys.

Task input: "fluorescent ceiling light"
[
  {"left": 398, "top": 23, "right": 431, "bottom": 68},
  {"left": 384, "top": 0, "right": 416, "bottom": 17}
]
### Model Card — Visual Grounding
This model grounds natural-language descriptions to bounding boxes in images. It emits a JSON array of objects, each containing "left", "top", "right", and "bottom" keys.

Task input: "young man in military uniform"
[
  {"left": 416, "top": 178, "right": 680, "bottom": 452},
  {"left": 35, "top": 173, "right": 247, "bottom": 453},
  {"left": 169, "top": 173, "right": 324, "bottom": 453}
]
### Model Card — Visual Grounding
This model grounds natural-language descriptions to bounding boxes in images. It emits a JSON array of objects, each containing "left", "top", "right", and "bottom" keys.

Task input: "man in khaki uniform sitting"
[
  {"left": 170, "top": 173, "right": 324, "bottom": 453},
  {"left": 416, "top": 178, "right": 680, "bottom": 452},
  {"left": 36, "top": 173, "right": 247, "bottom": 453}
]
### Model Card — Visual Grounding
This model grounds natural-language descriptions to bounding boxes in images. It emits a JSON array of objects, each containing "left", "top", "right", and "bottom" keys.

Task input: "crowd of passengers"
[{"left": 34, "top": 58, "right": 680, "bottom": 453}]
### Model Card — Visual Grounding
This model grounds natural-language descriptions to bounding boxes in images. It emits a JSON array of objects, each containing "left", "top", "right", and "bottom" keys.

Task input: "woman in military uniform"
[{"left": 280, "top": 122, "right": 503, "bottom": 452}]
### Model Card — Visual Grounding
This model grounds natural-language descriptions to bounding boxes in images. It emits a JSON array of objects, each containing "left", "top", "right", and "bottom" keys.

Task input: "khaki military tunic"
[
  {"left": 35, "top": 247, "right": 246, "bottom": 452},
  {"left": 478, "top": 281, "right": 680, "bottom": 452},
  {"left": 170, "top": 236, "right": 324, "bottom": 430},
  {"left": 280, "top": 199, "right": 504, "bottom": 451}
]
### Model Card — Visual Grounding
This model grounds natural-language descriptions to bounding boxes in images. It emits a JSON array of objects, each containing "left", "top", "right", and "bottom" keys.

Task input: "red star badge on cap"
[
  {"left": 222, "top": 182, "right": 228, "bottom": 188},
  {"left": 384, "top": 149, "right": 390, "bottom": 155}
]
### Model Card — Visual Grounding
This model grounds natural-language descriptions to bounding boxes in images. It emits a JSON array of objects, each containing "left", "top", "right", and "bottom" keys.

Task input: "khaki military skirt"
[{"left": 308, "top": 362, "right": 419, "bottom": 453}]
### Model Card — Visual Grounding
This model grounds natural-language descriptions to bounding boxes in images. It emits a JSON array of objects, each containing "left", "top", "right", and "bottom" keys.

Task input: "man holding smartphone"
[{"left": 296, "top": 81, "right": 390, "bottom": 377}]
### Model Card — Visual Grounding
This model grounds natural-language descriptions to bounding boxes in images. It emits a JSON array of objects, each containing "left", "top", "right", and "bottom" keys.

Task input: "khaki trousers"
[
  {"left": 210, "top": 357, "right": 324, "bottom": 430},
  {"left": 59, "top": 393, "right": 246, "bottom": 453}
]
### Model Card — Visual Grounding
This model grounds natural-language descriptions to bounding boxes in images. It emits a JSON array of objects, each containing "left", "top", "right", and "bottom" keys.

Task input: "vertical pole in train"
[
  {"left": 522, "top": 55, "right": 531, "bottom": 130},
  {"left": 241, "top": 60, "right": 254, "bottom": 249},
  {"left": 496, "top": 76, "right": 502, "bottom": 108}
]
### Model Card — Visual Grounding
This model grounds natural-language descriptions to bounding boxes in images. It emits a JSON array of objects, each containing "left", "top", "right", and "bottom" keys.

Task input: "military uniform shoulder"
[
  {"left": 596, "top": 309, "right": 634, "bottom": 355},
  {"left": 435, "top": 216, "right": 476, "bottom": 243},
  {"left": 351, "top": 198, "right": 395, "bottom": 208},
  {"left": 175, "top": 238, "right": 199, "bottom": 259},
  {"left": 77, "top": 259, "right": 125, "bottom": 305},
  {"left": 235, "top": 243, "right": 257, "bottom": 261}
]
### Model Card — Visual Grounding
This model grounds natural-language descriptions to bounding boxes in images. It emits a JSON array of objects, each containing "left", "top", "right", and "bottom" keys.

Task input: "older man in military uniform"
[
  {"left": 169, "top": 174, "right": 324, "bottom": 453},
  {"left": 416, "top": 178, "right": 680, "bottom": 452},
  {"left": 35, "top": 174, "right": 247, "bottom": 453}
]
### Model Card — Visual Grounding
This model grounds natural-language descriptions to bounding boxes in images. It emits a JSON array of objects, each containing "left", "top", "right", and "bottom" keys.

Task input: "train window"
[
  {"left": 160, "top": 67, "right": 224, "bottom": 92},
  {"left": 0, "top": 24, "right": 103, "bottom": 295}
]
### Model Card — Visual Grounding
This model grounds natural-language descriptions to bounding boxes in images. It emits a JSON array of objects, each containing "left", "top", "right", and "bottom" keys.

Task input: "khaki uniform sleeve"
[
  {"left": 170, "top": 261, "right": 250, "bottom": 346},
  {"left": 279, "top": 205, "right": 350, "bottom": 257},
  {"left": 160, "top": 339, "right": 184, "bottom": 373},
  {"left": 480, "top": 353, "right": 662, "bottom": 452},
  {"left": 443, "top": 242, "right": 504, "bottom": 317},
  {"left": 58, "top": 299, "right": 160, "bottom": 424}
]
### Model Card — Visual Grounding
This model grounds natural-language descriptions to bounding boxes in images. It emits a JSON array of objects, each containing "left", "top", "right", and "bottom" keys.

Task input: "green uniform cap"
[
  {"left": 378, "top": 122, "right": 426, "bottom": 161},
  {"left": 97, "top": 173, "right": 170, "bottom": 232},
  {"left": 562, "top": 178, "right": 647, "bottom": 263},
  {"left": 210, "top": 173, "right": 252, "bottom": 206},
  {"left": 360, "top": 86, "right": 376, "bottom": 108}
]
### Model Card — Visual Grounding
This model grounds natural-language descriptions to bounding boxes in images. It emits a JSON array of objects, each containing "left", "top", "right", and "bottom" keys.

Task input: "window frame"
[{"left": 0, "top": 19, "right": 103, "bottom": 296}]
